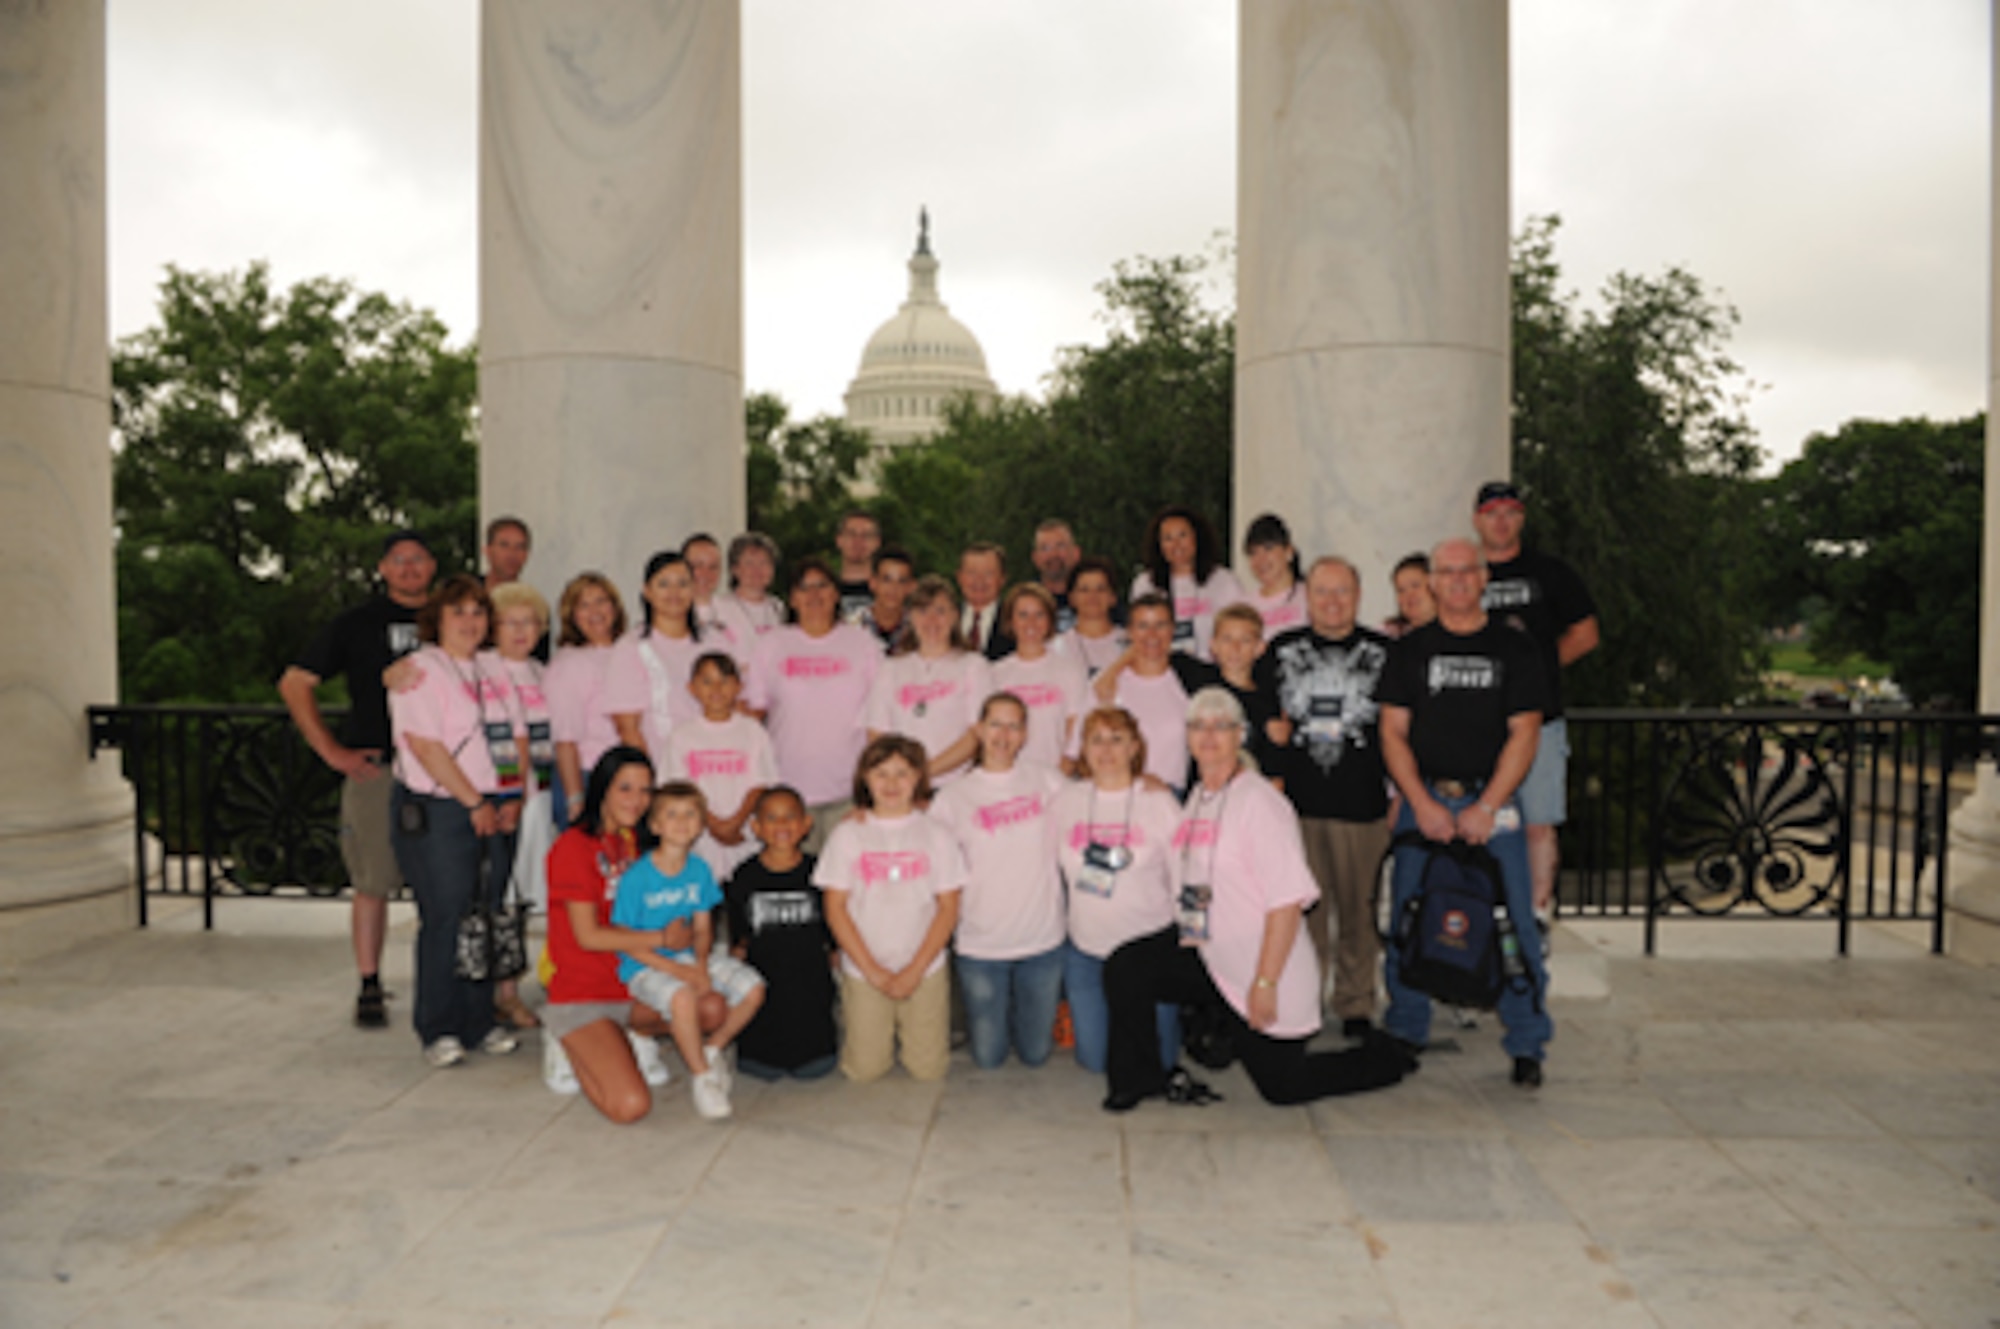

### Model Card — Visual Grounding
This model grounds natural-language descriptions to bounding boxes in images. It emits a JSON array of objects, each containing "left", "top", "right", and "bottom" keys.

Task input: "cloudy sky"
[{"left": 107, "top": 0, "right": 1988, "bottom": 467}]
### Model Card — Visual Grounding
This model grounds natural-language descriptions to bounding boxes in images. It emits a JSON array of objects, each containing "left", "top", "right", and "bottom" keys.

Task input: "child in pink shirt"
[
  {"left": 930, "top": 693, "right": 1067, "bottom": 1069},
  {"left": 865, "top": 575, "right": 989, "bottom": 783},
  {"left": 661, "top": 652, "right": 779, "bottom": 881}
]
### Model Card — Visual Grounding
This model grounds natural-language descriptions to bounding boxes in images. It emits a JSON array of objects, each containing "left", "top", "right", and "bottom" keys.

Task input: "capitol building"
[{"left": 842, "top": 210, "right": 998, "bottom": 446}]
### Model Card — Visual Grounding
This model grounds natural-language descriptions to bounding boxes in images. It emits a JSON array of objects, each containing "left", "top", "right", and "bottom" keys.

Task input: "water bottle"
[{"left": 1495, "top": 905, "right": 1526, "bottom": 981}]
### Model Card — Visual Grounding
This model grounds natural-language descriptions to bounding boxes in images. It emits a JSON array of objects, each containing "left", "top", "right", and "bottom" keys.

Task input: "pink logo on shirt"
[
  {"left": 897, "top": 680, "right": 958, "bottom": 710},
  {"left": 784, "top": 655, "right": 850, "bottom": 679},
  {"left": 974, "top": 795, "right": 1043, "bottom": 833},
  {"left": 1264, "top": 603, "right": 1305, "bottom": 629},
  {"left": 1174, "top": 596, "right": 1211, "bottom": 620},
  {"left": 1068, "top": 823, "right": 1143, "bottom": 850},
  {"left": 464, "top": 678, "right": 509, "bottom": 704},
  {"left": 1172, "top": 819, "right": 1219, "bottom": 850},
  {"left": 1009, "top": 683, "right": 1063, "bottom": 708},
  {"left": 685, "top": 750, "right": 749, "bottom": 779},
  {"left": 515, "top": 683, "right": 547, "bottom": 709},
  {"left": 857, "top": 851, "right": 930, "bottom": 886}
]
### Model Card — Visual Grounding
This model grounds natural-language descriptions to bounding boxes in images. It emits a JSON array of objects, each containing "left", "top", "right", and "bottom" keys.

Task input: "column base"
[
  {"left": 0, "top": 882, "right": 134, "bottom": 975},
  {"left": 1944, "top": 773, "right": 2000, "bottom": 966}
]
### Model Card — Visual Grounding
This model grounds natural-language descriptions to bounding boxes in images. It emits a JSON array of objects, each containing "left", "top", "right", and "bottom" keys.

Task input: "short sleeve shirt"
[
  {"left": 1378, "top": 620, "right": 1550, "bottom": 783},
  {"left": 1481, "top": 548, "right": 1596, "bottom": 719},
  {"left": 291, "top": 596, "right": 422, "bottom": 749},
  {"left": 745, "top": 624, "right": 882, "bottom": 805},
  {"left": 609, "top": 852, "right": 722, "bottom": 984},
  {"left": 1050, "top": 779, "right": 1181, "bottom": 959},
  {"left": 813, "top": 812, "right": 967, "bottom": 980},
  {"left": 930, "top": 763, "right": 1067, "bottom": 961},
  {"left": 544, "top": 825, "right": 640, "bottom": 1004},
  {"left": 1254, "top": 626, "right": 1393, "bottom": 822}
]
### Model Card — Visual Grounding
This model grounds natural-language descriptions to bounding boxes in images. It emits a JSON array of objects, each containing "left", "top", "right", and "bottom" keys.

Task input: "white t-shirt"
[
  {"left": 661, "top": 712, "right": 781, "bottom": 879},
  {"left": 391, "top": 645, "right": 520, "bottom": 796},
  {"left": 991, "top": 651, "right": 1090, "bottom": 772},
  {"left": 1055, "top": 626, "right": 1129, "bottom": 678},
  {"left": 544, "top": 641, "right": 647, "bottom": 777},
  {"left": 745, "top": 623, "right": 882, "bottom": 806},
  {"left": 1112, "top": 667, "right": 1193, "bottom": 791},
  {"left": 480, "top": 650, "right": 550, "bottom": 795},
  {"left": 1173, "top": 770, "right": 1323, "bottom": 1038},
  {"left": 1131, "top": 567, "right": 1249, "bottom": 660},
  {"left": 621, "top": 629, "right": 704, "bottom": 763},
  {"left": 814, "top": 811, "right": 968, "bottom": 980},
  {"left": 1049, "top": 779, "right": 1181, "bottom": 959},
  {"left": 864, "top": 650, "right": 994, "bottom": 783},
  {"left": 1247, "top": 582, "right": 1308, "bottom": 641},
  {"left": 930, "top": 763, "right": 1067, "bottom": 961}
]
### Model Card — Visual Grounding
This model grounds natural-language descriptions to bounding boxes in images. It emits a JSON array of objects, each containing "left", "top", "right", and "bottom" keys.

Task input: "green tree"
[
  {"left": 1510, "top": 216, "right": 1767, "bottom": 707},
  {"left": 1759, "top": 414, "right": 1984, "bottom": 707},
  {"left": 112, "top": 263, "right": 477, "bottom": 703},
  {"left": 743, "top": 391, "right": 876, "bottom": 579}
]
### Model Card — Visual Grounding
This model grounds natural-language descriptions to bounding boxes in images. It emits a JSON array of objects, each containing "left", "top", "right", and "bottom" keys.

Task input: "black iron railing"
[
  {"left": 87, "top": 703, "right": 1997, "bottom": 951},
  {"left": 1561, "top": 710, "right": 1999, "bottom": 954}
]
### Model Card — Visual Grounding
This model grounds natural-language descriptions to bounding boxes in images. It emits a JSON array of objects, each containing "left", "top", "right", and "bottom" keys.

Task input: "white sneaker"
[
  {"left": 480, "top": 1026, "right": 520, "bottom": 1056},
  {"left": 423, "top": 1036, "right": 466, "bottom": 1069},
  {"left": 542, "top": 1034, "right": 580, "bottom": 1095},
  {"left": 704, "top": 1043, "right": 734, "bottom": 1094},
  {"left": 627, "top": 1030, "right": 671, "bottom": 1087},
  {"left": 691, "top": 1067, "right": 732, "bottom": 1120}
]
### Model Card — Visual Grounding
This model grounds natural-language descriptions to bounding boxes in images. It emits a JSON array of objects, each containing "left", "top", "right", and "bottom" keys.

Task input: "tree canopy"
[{"left": 112, "top": 263, "right": 477, "bottom": 703}]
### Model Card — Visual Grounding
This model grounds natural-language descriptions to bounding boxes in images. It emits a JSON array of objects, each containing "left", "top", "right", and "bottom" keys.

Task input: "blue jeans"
[
  {"left": 1382, "top": 789, "right": 1552, "bottom": 1061},
  {"left": 390, "top": 787, "right": 512, "bottom": 1048},
  {"left": 955, "top": 945, "right": 1067, "bottom": 1069},
  {"left": 1063, "top": 943, "right": 1180, "bottom": 1075}
]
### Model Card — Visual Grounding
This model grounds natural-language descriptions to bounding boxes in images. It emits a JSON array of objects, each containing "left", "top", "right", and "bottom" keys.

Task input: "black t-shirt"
[
  {"left": 836, "top": 578, "right": 873, "bottom": 625},
  {"left": 1254, "top": 626, "right": 1391, "bottom": 822},
  {"left": 291, "top": 596, "right": 422, "bottom": 750},
  {"left": 1481, "top": 548, "right": 1596, "bottom": 719},
  {"left": 1378, "top": 620, "right": 1549, "bottom": 784},
  {"left": 724, "top": 855, "right": 837, "bottom": 1069},
  {"left": 1211, "top": 672, "right": 1283, "bottom": 790}
]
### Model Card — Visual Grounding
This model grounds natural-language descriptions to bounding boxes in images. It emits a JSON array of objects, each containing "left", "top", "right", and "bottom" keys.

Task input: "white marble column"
[
  {"left": 0, "top": 0, "right": 135, "bottom": 955},
  {"left": 1234, "top": 0, "right": 1510, "bottom": 600},
  {"left": 1944, "top": 1, "right": 2000, "bottom": 963},
  {"left": 479, "top": 0, "right": 744, "bottom": 607}
]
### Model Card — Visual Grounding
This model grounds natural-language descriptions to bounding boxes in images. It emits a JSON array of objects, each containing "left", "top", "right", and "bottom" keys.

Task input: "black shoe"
[
  {"left": 1341, "top": 1017, "right": 1374, "bottom": 1042},
  {"left": 355, "top": 984, "right": 387, "bottom": 1029},
  {"left": 1163, "top": 1066, "right": 1224, "bottom": 1107},
  {"left": 1511, "top": 1056, "right": 1543, "bottom": 1089},
  {"left": 1102, "top": 1086, "right": 1157, "bottom": 1114},
  {"left": 1371, "top": 1031, "right": 1424, "bottom": 1074}
]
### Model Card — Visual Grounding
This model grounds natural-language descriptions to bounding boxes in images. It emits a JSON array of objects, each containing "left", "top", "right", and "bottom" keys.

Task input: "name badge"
[
  {"left": 1075, "top": 841, "right": 1127, "bottom": 899},
  {"left": 1176, "top": 882, "right": 1212, "bottom": 944},
  {"left": 527, "top": 719, "right": 555, "bottom": 781},
  {"left": 485, "top": 720, "right": 524, "bottom": 792}
]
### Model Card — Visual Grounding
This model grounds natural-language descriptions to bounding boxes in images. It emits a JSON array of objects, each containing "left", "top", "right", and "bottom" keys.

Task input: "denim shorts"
[{"left": 1516, "top": 716, "right": 1569, "bottom": 826}]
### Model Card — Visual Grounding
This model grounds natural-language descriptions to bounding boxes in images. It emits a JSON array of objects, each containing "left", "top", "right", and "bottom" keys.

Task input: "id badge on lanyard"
[
  {"left": 1075, "top": 841, "right": 1128, "bottom": 898},
  {"left": 1176, "top": 882, "right": 1212, "bottom": 943},
  {"left": 485, "top": 720, "right": 524, "bottom": 794},
  {"left": 526, "top": 719, "right": 554, "bottom": 784}
]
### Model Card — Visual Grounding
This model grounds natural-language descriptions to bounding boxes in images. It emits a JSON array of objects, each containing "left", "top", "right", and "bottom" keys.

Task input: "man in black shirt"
[
  {"left": 1254, "top": 557, "right": 1392, "bottom": 1039},
  {"left": 855, "top": 546, "right": 916, "bottom": 650},
  {"left": 1474, "top": 481, "right": 1599, "bottom": 917},
  {"left": 278, "top": 530, "right": 435, "bottom": 1028},
  {"left": 1031, "top": 518, "right": 1082, "bottom": 632},
  {"left": 833, "top": 510, "right": 881, "bottom": 624},
  {"left": 1378, "top": 538, "right": 1553, "bottom": 1087}
]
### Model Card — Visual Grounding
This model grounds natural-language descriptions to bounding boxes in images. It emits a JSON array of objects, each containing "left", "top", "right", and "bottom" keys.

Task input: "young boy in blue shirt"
[{"left": 611, "top": 780, "right": 765, "bottom": 1120}]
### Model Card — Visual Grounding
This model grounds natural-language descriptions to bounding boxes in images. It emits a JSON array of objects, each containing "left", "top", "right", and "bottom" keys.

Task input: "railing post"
[
  {"left": 1645, "top": 716, "right": 1662, "bottom": 957},
  {"left": 1837, "top": 717, "right": 1857, "bottom": 957}
]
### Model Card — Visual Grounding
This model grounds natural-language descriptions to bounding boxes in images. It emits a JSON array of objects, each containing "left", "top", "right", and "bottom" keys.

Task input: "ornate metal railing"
[
  {"left": 87, "top": 703, "right": 1998, "bottom": 949},
  {"left": 1561, "top": 710, "right": 2000, "bottom": 954},
  {"left": 86, "top": 703, "right": 388, "bottom": 928}
]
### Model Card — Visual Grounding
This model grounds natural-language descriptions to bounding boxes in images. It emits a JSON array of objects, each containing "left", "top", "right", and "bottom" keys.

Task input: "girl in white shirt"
[
  {"left": 1129, "top": 505, "right": 1247, "bottom": 661},
  {"left": 992, "top": 582, "right": 1090, "bottom": 775}
]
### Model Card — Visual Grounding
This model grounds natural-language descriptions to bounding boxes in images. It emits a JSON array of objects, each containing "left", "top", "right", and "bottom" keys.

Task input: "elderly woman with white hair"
[{"left": 1100, "top": 687, "right": 1408, "bottom": 1110}]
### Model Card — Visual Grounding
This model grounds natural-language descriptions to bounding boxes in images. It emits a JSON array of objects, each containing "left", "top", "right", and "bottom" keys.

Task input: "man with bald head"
[
  {"left": 1376, "top": 538, "right": 1553, "bottom": 1088},
  {"left": 1255, "top": 556, "right": 1393, "bottom": 1039}
]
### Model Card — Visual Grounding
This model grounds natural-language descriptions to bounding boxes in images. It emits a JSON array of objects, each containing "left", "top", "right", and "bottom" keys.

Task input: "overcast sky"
[{"left": 107, "top": 0, "right": 1989, "bottom": 468}]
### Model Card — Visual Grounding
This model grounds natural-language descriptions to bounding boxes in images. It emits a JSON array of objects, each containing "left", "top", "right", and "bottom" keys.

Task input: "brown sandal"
[{"left": 495, "top": 994, "right": 541, "bottom": 1030}]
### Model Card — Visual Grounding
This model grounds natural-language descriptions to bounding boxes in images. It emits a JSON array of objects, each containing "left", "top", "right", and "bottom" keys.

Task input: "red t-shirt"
[{"left": 545, "top": 825, "right": 639, "bottom": 1004}]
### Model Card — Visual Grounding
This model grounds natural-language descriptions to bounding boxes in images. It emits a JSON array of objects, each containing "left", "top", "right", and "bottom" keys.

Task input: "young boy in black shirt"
[{"left": 724, "top": 785, "right": 839, "bottom": 1079}]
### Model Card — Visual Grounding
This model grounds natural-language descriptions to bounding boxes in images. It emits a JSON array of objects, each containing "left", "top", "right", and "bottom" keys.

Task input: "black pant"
[
  {"left": 1102, "top": 925, "right": 1404, "bottom": 1106},
  {"left": 391, "top": 787, "right": 511, "bottom": 1047}
]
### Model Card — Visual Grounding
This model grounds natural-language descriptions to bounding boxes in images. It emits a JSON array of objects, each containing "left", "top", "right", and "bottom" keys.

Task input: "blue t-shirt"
[{"left": 609, "top": 852, "right": 721, "bottom": 984}]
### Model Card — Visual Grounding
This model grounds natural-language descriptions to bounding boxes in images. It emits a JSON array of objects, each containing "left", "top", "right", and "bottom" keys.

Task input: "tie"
[{"left": 969, "top": 610, "right": 984, "bottom": 651}]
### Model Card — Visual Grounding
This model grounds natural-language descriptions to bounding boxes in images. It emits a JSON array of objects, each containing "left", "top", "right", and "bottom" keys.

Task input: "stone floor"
[{"left": 2, "top": 899, "right": 1997, "bottom": 1328}]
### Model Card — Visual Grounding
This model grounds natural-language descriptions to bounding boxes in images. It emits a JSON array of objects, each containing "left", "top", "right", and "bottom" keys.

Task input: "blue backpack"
[{"left": 1388, "top": 833, "right": 1528, "bottom": 1012}]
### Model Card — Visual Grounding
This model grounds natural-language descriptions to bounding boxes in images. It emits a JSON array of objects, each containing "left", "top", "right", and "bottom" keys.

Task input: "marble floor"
[{"left": 2, "top": 900, "right": 1997, "bottom": 1328}]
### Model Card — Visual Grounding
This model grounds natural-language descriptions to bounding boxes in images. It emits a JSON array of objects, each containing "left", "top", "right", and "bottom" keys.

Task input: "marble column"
[
  {"left": 1234, "top": 0, "right": 1510, "bottom": 601},
  {"left": 479, "top": 0, "right": 744, "bottom": 608},
  {"left": 1944, "top": 1, "right": 2000, "bottom": 963},
  {"left": 0, "top": 0, "right": 135, "bottom": 959}
]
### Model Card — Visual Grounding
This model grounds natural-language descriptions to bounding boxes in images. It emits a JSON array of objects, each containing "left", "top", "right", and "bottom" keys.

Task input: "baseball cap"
[{"left": 1475, "top": 481, "right": 1523, "bottom": 512}]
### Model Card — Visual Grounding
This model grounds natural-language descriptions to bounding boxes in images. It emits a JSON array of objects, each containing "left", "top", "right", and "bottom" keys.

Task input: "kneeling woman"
[
  {"left": 1102, "top": 688, "right": 1406, "bottom": 1109},
  {"left": 542, "top": 746, "right": 697, "bottom": 1124}
]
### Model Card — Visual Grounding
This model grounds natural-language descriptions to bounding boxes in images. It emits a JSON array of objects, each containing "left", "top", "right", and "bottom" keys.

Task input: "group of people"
[{"left": 280, "top": 488, "right": 1598, "bottom": 1122}]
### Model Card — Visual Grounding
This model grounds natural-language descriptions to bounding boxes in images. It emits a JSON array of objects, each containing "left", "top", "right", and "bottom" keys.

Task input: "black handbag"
[{"left": 455, "top": 843, "right": 529, "bottom": 983}]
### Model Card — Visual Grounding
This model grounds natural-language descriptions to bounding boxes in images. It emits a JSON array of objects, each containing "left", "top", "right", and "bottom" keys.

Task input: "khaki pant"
[
  {"left": 805, "top": 799, "right": 855, "bottom": 858},
  {"left": 840, "top": 966, "right": 950, "bottom": 1082},
  {"left": 1300, "top": 816, "right": 1390, "bottom": 1020},
  {"left": 340, "top": 772, "right": 401, "bottom": 899}
]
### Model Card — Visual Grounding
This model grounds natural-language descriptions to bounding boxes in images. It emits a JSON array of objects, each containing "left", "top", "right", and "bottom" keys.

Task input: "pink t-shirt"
[
  {"left": 712, "top": 591, "right": 785, "bottom": 662},
  {"left": 992, "top": 651, "right": 1089, "bottom": 772},
  {"left": 1248, "top": 583, "right": 1308, "bottom": 640},
  {"left": 661, "top": 712, "right": 780, "bottom": 878},
  {"left": 930, "top": 763, "right": 1067, "bottom": 961},
  {"left": 1113, "top": 667, "right": 1192, "bottom": 790},
  {"left": 1173, "top": 771, "right": 1323, "bottom": 1038},
  {"left": 1130, "top": 567, "right": 1248, "bottom": 660},
  {"left": 814, "top": 811, "right": 967, "bottom": 980},
  {"left": 480, "top": 650, "right": 549, "bottom": 795},
  {"left": 1050, "top": 779, "right": 1181, "bottom": 959},
  {"left": 618, "top": 630, "right": 704, "bottom": 762},
  {"left": 390, "top": 645, "right": 516, "bottom": 796},
  {"left": 745, "top": 623, "right": 882, "bottom": 805},
  {"left": 544, "top": 642, "right": 647, "bottom": 776},
  {"left": 1055, "top": 627, "right": 1128, "bottom": 678},
  {"left": 864, "top": 651, "right": 993, "bottom": 782}
]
